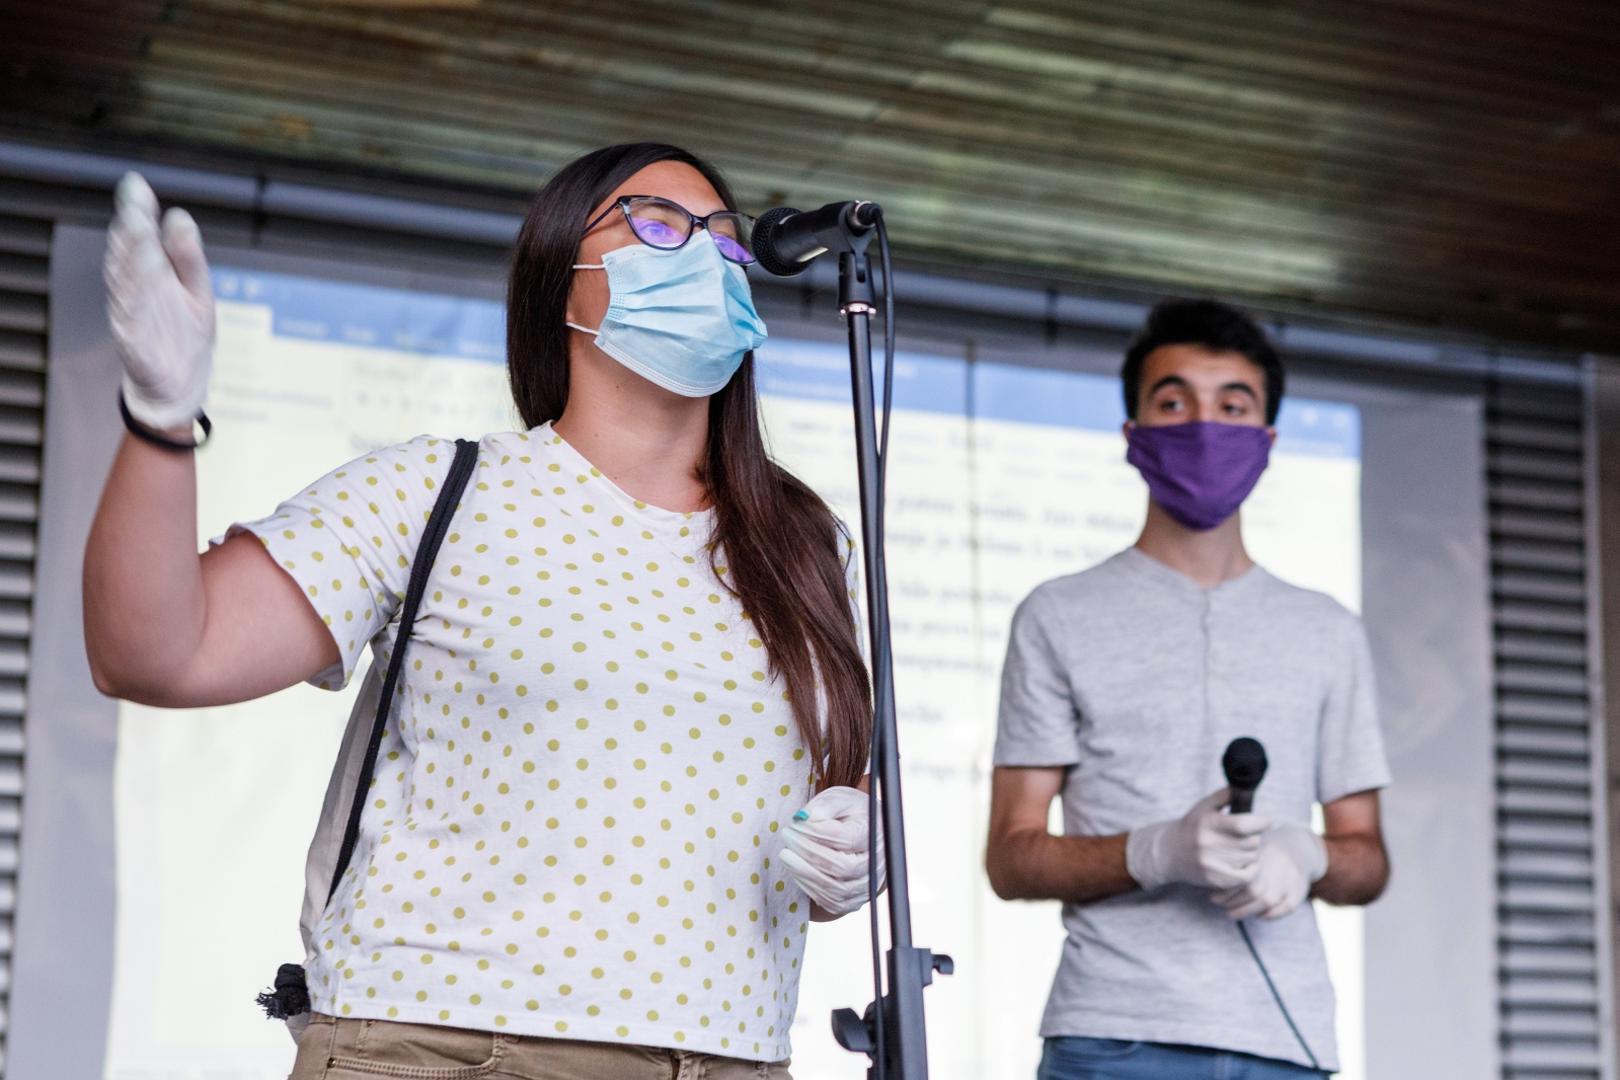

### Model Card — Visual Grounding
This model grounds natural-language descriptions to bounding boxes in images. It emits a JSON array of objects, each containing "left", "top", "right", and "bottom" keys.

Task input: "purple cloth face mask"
[{"left": 1125, "top": 421, "right": 1273, "bottom": 531}]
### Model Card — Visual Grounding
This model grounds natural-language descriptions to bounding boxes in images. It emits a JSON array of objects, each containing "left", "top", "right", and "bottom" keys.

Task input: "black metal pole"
[{"left": 828, "top": 238, "right": 951, "bottom": 1080}]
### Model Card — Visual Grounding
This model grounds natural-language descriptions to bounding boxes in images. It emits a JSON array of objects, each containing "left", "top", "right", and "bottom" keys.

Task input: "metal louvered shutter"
[
  {"left": 0, "top": 212, "right": 45, "bottom": 1071},
  {"left": 1492, "top": 379, "right": 1613, "bottom": 1079}
]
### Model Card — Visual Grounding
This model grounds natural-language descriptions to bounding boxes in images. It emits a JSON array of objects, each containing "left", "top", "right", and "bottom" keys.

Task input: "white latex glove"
[
  {"left": 103, "top": 172, "right": 216, "bottom": 429},
  {"left": 779, "top": 785, "right": 885, "bottom": 916},
  {"left": 1125, "top": 787, "right": 1272, "bottom": 892},
  {"left": 1212, "top": 823, "right": 1328, "bottom": 921}
]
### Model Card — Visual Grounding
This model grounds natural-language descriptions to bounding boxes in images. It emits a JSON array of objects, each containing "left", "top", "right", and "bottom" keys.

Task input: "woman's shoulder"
[
  {"left": 470, "top": 427, "right": 554, "bottom": 460},
  {"left": 356, "top": 429, "right": 540, "bottom": 472}
]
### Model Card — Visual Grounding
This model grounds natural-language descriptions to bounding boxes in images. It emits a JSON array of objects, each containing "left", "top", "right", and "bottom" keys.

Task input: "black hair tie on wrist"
[{"left": 118, "top": 390, "right": 212, "bottom": 451}]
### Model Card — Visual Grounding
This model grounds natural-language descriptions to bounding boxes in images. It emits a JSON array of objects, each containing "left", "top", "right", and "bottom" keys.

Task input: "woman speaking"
[{"left": 84, "top": 143, "right": 878, "bottom": 1079}]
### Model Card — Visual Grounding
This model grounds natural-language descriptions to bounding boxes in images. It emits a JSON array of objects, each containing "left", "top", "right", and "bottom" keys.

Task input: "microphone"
[
  {"left": 1222, "top": 737, "right": 1268, "bottom": 814},
  {"left": 750, "top": 201, "right": 882, "bottom": 277}
]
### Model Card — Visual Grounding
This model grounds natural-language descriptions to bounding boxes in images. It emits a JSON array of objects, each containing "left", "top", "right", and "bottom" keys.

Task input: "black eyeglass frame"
[{"left": 582, "top": 195, "right": 757, "bottom": 265}]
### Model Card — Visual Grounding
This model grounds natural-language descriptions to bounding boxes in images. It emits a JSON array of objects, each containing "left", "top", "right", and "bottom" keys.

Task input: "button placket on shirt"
[{"left": 1201, "top": 591, "right": 1216, "bottom": 726}]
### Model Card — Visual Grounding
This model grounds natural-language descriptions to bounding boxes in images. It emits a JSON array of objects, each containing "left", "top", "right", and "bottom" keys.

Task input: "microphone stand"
[{"left": 820, "top": 214, "right": 953, "bottom": 1080}]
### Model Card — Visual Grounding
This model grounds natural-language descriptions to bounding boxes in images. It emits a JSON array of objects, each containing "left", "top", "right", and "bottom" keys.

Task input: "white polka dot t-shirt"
[{"left": 232, "top": 423, "right": 846, "bottom": 1062}]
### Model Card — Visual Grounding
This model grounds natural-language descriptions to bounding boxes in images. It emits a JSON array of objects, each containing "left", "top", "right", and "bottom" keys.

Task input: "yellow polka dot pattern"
[{"left": 235, "top": 424, "right": 843, "bottom": 1063}]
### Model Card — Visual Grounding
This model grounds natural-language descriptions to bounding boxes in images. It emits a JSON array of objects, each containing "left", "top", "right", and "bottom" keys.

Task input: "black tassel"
[{"left": 257, "top": 962, "right": 311, "bottom": 1020}]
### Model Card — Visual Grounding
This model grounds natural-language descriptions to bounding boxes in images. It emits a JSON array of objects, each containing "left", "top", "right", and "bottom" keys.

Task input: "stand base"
[{"left": 832, "top": 947, "right": 955, "bottom": 1078}]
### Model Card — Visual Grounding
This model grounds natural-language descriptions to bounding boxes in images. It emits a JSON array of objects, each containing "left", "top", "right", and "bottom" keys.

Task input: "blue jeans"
[{"left": 1037, "top": 1038, "right": 1327, "bottom": 1080}]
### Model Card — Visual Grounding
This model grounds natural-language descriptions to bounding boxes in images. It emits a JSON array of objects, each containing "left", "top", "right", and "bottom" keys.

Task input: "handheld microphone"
[
  {"left": 750, "top": 200, "right": 882, "bottom": 277},
  {"left": 1222, "top": 737, "right": 1268, "bottom": 814},
  {"left": 1219, "top": 733, "right": 1319, "bottom": 1067}
]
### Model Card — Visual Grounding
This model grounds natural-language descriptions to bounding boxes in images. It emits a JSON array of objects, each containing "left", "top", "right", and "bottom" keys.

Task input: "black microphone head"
[
  {"left": 1222, "top": 737, "right": 1268, "bottom": 790},
  {"left": 751, "top": 206, "right": 809, "bottom": 277}
]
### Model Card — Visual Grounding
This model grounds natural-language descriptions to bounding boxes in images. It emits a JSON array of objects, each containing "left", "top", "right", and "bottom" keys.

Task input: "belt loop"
[{"left": 322, "top": 1014, "right": 339, "bottom": 1070}]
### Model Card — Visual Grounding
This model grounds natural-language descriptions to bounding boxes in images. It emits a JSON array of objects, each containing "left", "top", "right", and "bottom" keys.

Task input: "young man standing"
[{"left": 986, "top": 299, "right": 1391, "bottom": 1079}]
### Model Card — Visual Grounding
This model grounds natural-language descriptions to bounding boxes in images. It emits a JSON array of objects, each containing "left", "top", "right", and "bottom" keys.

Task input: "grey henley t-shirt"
[{"left": 993, "top": 547, "right": 1391, "bottom": 1070}]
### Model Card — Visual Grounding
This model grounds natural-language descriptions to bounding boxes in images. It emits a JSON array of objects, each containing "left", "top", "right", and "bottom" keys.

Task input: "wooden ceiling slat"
[
  {"left": 992, "top": 0, "right": 1620, "bottom": 95},
  {"left": 21, "top": 0, "right": 1614, "bottom": 192},
  {"left": 1, "top": 0, "right": 1615, "bottom": 350},
  {"left": 109, "top": 40, "right": 1617, "bottom": 273},
  {"left": 9, "top": 8, "right": 1607, "bottom": 233},
  {"left": 16, "top": 28, "right": 1605, "bottom": 285},
  {"left": 146, "top": 6, "right": 1620, "bottom": 205},
  {"left": 211, "top": 0, "right": 1620, "bottom": 180},
  {"left": 114, "top": 71, "right": 1620, "bottom": 310}
]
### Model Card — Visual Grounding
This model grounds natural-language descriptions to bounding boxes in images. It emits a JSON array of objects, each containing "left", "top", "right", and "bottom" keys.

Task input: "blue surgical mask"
[{"left": 568, "top": 239, "right": 768, "bottom": 397}]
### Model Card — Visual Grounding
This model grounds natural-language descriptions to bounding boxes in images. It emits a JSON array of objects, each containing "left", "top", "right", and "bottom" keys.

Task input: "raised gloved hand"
[
  {"left": 1125, "top": 787, "right": 1272, "bottom": 892},
  {"left": 103, "top": 172, "right": 216, "bottom": 429},
  {"left": 779, "top": 785, "right": 885, "bottom": 916},
  {"left": 1212, "top": 822, "right": 1327, "bottom": 921}
]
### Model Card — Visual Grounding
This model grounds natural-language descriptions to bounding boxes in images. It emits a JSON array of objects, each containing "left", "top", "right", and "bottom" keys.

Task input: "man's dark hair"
[{"left": 1121, "top": 298, "right": 1285, "bottom": 425}]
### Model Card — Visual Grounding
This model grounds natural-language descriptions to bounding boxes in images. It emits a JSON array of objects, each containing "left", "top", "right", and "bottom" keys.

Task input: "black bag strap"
[{"left": 326, "top": 437, "right": 479, "bottom": 904}]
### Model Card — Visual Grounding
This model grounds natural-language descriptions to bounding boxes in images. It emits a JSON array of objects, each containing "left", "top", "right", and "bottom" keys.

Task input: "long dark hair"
[{"left": 506, "top": 142, "right": 872, "bottom": 791}]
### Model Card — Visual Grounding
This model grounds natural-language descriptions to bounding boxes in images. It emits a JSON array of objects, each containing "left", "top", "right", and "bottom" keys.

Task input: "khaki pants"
[{"left": 289, "top": 1012, "right": 793, "bottom": 1080}]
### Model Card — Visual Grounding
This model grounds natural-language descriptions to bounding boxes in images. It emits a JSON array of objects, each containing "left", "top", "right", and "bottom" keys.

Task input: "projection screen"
[{"left": 12, "top": 224, "right": 1493, "bottom": 1080}]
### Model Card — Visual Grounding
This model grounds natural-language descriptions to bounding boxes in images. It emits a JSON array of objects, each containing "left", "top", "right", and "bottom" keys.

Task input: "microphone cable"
[
  {"left": 1221, "top": 741, "right": 1324, "bottom": 1075},
  {"left": 876, "top": 209, "right": 894, "bottom": 500},
  {"left": 1236, "top": 920, "right": 1326, "bottom": 1075},
  {"left": 864, "top": 207, "right": 896, "bottom": 1077}
]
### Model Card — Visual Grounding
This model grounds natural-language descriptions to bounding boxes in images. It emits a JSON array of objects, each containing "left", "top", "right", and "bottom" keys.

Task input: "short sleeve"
[
  {"left": 993, "top": 589, "right": 1081, "bottom": 768},
  {"left": 216, "top": 435, "right": 456, "bottom": 691},
  {"left": 1316, "top": 615, "right": 1394, "bottom": 804}
]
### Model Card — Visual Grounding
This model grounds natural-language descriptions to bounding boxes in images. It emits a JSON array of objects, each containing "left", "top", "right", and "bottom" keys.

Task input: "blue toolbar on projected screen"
[
  {"left": 214, "top": 267, "right": 507, "bottom": 362},
  {"left": 754, "top": 338, "right": 1359, "bottom": 459},
  {"left": 215, "top": 267, "right": 1359, "bottom": 458}
]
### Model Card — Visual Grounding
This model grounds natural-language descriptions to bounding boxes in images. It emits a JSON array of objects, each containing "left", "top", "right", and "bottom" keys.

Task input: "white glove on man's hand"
[
  {"left": 104, "top": 172, "right": 216, "bottom": 429},
  {"left": 780, "top": 785, "right": 885, "bottom": 917},
  {"left": 1212, "top": 823, "right": 1328, "bottom": 921},
  {"left": 1125, "top": 787, "right": 1272, "bottom": 892}
]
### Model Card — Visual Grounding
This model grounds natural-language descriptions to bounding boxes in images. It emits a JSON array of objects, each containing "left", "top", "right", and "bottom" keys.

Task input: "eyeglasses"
[{"left": 583, "top": 195, "right": 756, "bottom": 265}]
